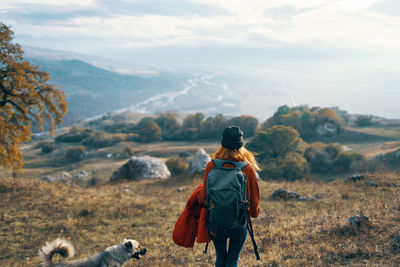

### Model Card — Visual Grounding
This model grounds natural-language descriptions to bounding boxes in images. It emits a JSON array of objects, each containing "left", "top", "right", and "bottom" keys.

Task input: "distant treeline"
[
  {"left": 99, "top": 112, "right": 259, "bottom": 142},
  {"left": 52, "top": 105, "right": 399, "bottom": 180},
  {"left": 82, "top": 105, "right": 346, "bottom": 143}
]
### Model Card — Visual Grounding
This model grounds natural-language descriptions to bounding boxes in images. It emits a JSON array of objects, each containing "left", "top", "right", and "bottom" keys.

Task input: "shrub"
[
  {"left": 34, "top": 140, "right": 55, "bottom": 154},
  {"left": 136, "top": 118, "right": 162, "bottom": 142},
  {"left": 324, "top": 143, "right": 344, "bottom": 160},
  {"left": 82, "top": 132, "right": 126, "bottom": 148},
  {"left": 123, "top": 145, "right": 135, "bottom": 157},
  {"left": 65, "top": 146, "right": 86, "bottom": 162},
  {"left": 247, "top": 125, "right": 306, "bottom": 161},
  {"left": 260, "top": 105, "right": 344, "bottom": 141},
  {"left": 261, "top": 152, "right": 308, "bottom": 181},
  {"left": 103, "top": 122, "right": 136, "bottom": 133},
  {"left": 55, "top": 127, "right": 94, "bottom": 143},
  {"left": 41, "top": 142, "right": 55, "bottom": 154},
  {"left": 166, "top": 157, "right": 188, "bottom": 176},
  {"left": 334, "top": 151, "right": 365, "bottom": 172},
  {"left": 309, "top": 151, "right": 333, "bottom": 172},
  {"left": 354, "top": 115, "right": 373, "bottom": 127},
  {"left": 305, "top": 142, "right": 343, "bottom": 173}
]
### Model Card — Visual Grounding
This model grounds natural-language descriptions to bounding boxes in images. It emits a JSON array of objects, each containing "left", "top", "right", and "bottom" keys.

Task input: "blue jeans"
[{"left": 212, "top": 225, "right": 248, "bottom": 267}]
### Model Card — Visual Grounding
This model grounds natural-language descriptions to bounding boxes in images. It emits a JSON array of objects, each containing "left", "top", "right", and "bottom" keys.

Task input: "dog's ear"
[{"left": 125, "top": 241, "right": 133, "bottom": 249}]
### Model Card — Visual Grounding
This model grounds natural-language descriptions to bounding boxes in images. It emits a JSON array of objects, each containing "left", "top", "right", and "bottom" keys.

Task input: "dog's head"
[{"left": 122, "top": 238, "right": 147, "bottom": 260}]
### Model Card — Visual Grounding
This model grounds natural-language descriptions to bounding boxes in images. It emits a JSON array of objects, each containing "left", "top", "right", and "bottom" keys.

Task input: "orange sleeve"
[
  {"left": 197, "top": 161, "right": 214, "bottom": 205},
  {"left": 243, "top": 165, "right": 260, "bottom": 218}
]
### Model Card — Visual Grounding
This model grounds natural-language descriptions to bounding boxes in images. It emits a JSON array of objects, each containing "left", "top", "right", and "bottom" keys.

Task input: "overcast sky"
[{"left": 2, "top": 0, "right": 400, "bottom": 117}]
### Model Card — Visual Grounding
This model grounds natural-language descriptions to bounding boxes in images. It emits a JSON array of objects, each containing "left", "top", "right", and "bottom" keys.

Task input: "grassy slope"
[
  {"left": 1, "top": 171, "right": 400, "bottom": 266},
  {"left": 1, "top": 123, "right": 400, "bottom": 266}
]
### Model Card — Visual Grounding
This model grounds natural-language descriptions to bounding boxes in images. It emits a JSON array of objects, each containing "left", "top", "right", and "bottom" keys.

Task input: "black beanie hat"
[{"left": 221, "top": 126, "right": 244, "bottom": 149}]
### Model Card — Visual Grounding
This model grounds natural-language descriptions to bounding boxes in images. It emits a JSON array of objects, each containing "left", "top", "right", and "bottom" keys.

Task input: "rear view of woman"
[{"left": 198, "top": 126, "right": 261, "bottom": 267}]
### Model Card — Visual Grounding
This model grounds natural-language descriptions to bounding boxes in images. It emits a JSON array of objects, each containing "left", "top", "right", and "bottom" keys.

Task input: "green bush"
[
  {"left": 304, "top": 142, "right": 365, "bottom": 173},
  {"left": 247, "top": 125, "right": 306, "bottom": 160},
  {"left": 34, "top": 140, "right": 55, "bottom": 154},
  {"left": 166, "top": 157, "right": 188, "bottom": 176},
  {"left": 55, "top": 127, "right": 94, "bottom": 143},
  {"left": 41, "top": 142, "right": 55, "bottom": 154},
  {"left": 123, "top": 145, "right": 135, "bottom": 157},
  {"left": 305, "top": 142, "right": 343, "bottom": 173},
  {"left": 136, "top": 118, "right": 162, "bottom": 142},
  {"left": 103, "top": 122, "right": 136, "bottom": 133},
  {"left": 334, "top": 151, "right": 365, "bottom": 172},
  {"left": 261, "top": 152, "right": 308, "bottom": 181},
  {"left": 354, "top": 115, "right": 373, "bottom": 127},
  {"left": 260, "top": 105, "right": 344, "bottom": 141},
  {"left": 82, "top": 132, "right": 126, "bottom": 148},
  {"left": 65, "top": 146, "right": 86, "bottom": 162}
]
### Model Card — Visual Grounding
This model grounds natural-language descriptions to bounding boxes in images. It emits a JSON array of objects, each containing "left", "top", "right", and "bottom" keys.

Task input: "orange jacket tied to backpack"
[{"left": 172, "top": 184, "right": 211, "bottom": 248}]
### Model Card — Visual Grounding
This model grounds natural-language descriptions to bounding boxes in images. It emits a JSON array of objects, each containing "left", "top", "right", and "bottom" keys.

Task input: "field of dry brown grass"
[{"left": 1, "top": 169, "right": 399, "bottom": 266}]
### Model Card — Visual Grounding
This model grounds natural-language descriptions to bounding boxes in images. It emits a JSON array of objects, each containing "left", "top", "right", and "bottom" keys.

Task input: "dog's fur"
[{"left": 39, "top": 238, "right": 146, "bottom": 267}]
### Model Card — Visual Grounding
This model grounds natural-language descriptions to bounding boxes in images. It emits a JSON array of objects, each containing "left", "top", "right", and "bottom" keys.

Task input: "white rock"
[
  {"left": 110, "top": 156, "right": 170, "bottom": 181},
  {"left": 315, "top": 123, "right": 338, "bottom": 137},
  {"left": 189, "top": 149, "right": 211, "bottom": 174}
]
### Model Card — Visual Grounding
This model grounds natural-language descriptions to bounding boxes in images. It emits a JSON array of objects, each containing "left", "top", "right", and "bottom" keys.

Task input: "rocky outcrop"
[
  {"left": 315, "top": 123, "right": 338, "bottom": 137},
  {"left": 271, "top": 189, "right": 315, "bottom": 201},
  {"left": 188, "top": 149, "right": 211, "bottom": 174},
  {"left": 73, "top": 171, "right": 88, "bottom": 181},
  {"left": 349, "top": 215, "right": 369, "bottom": 227},
  {"left": 40, "top": 172, "right": 72, "bottom": 183},
  {"left": 344, "top": 174, "right": 365, "bottom": 184},
  {"left": 110, "top": 156, "right": 170, "bottom": 181}
]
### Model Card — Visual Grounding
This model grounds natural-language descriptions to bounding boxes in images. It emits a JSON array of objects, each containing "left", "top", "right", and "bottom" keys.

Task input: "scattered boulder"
[
  {"left": 177, "top": 187, "right": 188, "bottom": 192},
  {"left": 41, "top": 172, "right": 72, "bottom": 183},
  {"left": 87, "top": 177, "right": 101, "bottom": 187},
  {"left": 349, "top": 214, "right": 369, "bottom": 227},
  {"left": 344, "top": 174, "right": 365, "bottom": 184},
  {"left": 315, "top": 123, "right": 338, "bottom": 137},
  {"left": 271, "top": 189, "right": 316, "bottom": 201},
  {"left": 272, "top": 189, "right": 300, "bottom": 200},
  {"left": 73, "top": 171, "right": 88, "bottom": 180},
  {"left": 110, "top": 156, "right": 170, "bottom": 181},
  {"left": 55, "top": 172, "right": 72, "bottom": 182},
  {"left": 40, "top": 176, "right": 54, "bottom": 183},
  {"left": 364, "top": 181, "right": 378, "bottom": 187},
  {"left": 188, "top": 149, "right": 211, "bottom": 174}
]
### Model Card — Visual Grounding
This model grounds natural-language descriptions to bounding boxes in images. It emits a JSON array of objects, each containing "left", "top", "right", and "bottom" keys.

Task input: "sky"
[{"left": 1, "top": 0, "right": 400, "bottom": 118}]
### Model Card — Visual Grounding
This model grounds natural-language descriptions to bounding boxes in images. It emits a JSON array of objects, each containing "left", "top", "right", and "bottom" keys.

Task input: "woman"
[{"left": 198, "top": 126, "right": 261, "bottom": 267}]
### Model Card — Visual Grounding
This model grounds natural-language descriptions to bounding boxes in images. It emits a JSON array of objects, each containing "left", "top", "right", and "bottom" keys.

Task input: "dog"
[{"left": 39, "top": 238, "right": 146, "bottom": 267}]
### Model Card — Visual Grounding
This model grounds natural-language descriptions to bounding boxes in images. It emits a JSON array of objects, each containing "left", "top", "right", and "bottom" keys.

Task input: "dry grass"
[{"left": 1, "top": 171, "right": 399, "bottom": 266}]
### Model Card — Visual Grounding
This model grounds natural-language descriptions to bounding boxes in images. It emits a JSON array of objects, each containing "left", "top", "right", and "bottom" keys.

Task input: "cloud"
[
  {"left": 2, "top": 0, "right": 400, "bottom": 53},
  {"left": 0, "top": 0, "right": 96, "bottom": 8}
]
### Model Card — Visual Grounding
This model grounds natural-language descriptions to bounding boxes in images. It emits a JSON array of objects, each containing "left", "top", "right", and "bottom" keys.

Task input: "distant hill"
[{"left": 27, "top": 57, "right": 191, "bottom": 127}]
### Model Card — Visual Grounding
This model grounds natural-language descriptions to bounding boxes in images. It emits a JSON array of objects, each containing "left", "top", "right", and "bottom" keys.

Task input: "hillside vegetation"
[
  {"left": 1, "top": 171, "right": 400, "bottom": 266},
  {"left": 1, "top": 106, "right": 400, "bottom": 266}
]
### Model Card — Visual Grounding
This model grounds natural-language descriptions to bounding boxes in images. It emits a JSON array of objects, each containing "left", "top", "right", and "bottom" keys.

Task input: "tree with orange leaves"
[{"left": 0, "top": 23, "right": 67, "bottom": 173}]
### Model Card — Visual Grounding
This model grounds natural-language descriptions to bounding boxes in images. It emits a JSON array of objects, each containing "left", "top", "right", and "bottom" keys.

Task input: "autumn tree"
[
  {"left": 136, "top": 117, "right": 162, "bottom": 142},
  {"left": 0, "top": 23, "right": 67, "bottom": 172},
  {"left": 246, "top": 125, "right": 308, "bottom": 180},
  {"left": 228, "top": 115, "right": 259, "bottom": 137}
]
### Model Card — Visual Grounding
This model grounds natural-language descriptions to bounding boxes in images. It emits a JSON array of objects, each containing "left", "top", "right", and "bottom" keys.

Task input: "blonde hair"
[{"left": 212, "top": 146, "right": 261, "bottom": 171}]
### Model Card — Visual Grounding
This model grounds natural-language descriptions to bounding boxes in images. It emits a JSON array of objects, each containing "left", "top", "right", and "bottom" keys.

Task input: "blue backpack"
[
  {"left": 205, "top": 159, "right": 249, "bottom": 233},
  {"left": 204, "top": 159, "right": 260, "bottom": 260}
]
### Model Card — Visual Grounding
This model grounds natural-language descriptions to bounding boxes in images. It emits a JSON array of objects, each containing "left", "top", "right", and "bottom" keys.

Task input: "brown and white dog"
[{"left": 39, "top": 238, "right": 146, "bottom": 267}]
